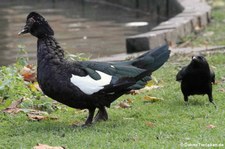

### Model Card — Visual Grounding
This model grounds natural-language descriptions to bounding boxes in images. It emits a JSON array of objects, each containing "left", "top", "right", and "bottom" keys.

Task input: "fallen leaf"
[
  {"left": 140, "top": 85, "right": 161, "bottom": 92},
  {"left": 118, "top": 102, "right": 131, "bottom": 109},
  {"left": 207, "top": 124, "right": 216, "bottom": 129},
  {"left": 29, "top": 110, "right": 49, "bottom": 115},
  {"left": 20, "top": 65, "right": 36, "bottom": 82},
  {"left": 29, "top": 82, "right": 42, "bottom": 92},
  {"left": 2, "top": 107, "right": 21, "bottom": 114},
  {"left": 126, "top": 98, "right": 133, "bottom": 104},
  {"left": 123, "top": 117, "right": 135, "bottom": 120},
  {"left": 144, "top": 96, "right": 162, "bottom": 102},
  {"left": 71, "top": 120, "right": 85, "bottom": 127},
  {"left": 27, "top": 114, "right": 58, "bottom": 121},
  {"left": 218, "top": 88, "right": 225, "bottom": 92},
  {"left": 33, "top": 143, "right": 65, "bottom": 149},
  {"left": 28, "top": 114, "right": 46, "bottom": 121},
  {"left": 146, "top": 121, "right": 154, "bottom": 127},
  {"left": 146, "top": 80, "right": 154, "bottom": 87},
  {"left": 128, "top": 90, "right": 138, "bottom": 95},
  {"left": 27, "top": 110, "right": 58, "bottom": 121},
  {"left": 2, "top": 98, "right": 23, "bottom": 114}
]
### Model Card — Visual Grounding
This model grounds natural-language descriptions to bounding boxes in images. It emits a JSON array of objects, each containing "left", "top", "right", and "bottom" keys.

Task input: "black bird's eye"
[{"left": 198, "top": 56, "right": 205, "bottom": 61}]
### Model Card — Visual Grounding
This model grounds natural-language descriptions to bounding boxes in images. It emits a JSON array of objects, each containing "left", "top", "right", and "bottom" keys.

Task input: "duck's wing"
[
  {"left": 69, "top": 60, "right": 151, "bottom": 95},
  {"left": 70, "top": 44, "right": 170, "bottom": 95},
  {"left": 70, "top": 61, "right": 150, "bottom": 95}
]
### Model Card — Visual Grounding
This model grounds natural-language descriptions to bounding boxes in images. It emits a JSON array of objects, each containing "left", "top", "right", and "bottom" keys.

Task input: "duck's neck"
[{"left": 37, "top": 36, "right": 65, "bottom": 65}]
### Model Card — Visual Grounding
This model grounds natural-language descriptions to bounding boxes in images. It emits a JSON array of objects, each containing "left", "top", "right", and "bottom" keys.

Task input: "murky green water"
[{"left": 0, "top": 0, "right": 166, "bottom": 65}]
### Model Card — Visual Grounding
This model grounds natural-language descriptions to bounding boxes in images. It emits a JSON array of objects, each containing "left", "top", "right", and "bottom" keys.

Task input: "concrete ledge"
[
  {"left": 92, "top": 46, "right": 225, "bottom": 62},
  {"left": 126, "top": 0, "right": 211, "bottom": 53}
]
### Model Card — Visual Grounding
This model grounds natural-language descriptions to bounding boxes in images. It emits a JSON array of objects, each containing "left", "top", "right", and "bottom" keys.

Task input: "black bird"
[
  {"left": 176, "top": 55, "right": 216, "bottom": 107},
  {"left": 19, "top": 12, "right": 170, "bottom": 125}
]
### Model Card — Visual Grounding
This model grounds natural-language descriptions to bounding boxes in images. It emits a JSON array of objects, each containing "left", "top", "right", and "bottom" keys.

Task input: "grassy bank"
[{"left": 0, "top": 52, "right": 225, "bottom": 148}]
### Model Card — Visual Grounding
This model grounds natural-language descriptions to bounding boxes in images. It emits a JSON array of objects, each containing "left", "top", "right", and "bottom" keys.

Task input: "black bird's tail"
[
  {"left": 131, "top": 44, "right": 170, "bottom": 71},
  {"left": 102, "top": 44, "right": 170, "bottom": 93}
]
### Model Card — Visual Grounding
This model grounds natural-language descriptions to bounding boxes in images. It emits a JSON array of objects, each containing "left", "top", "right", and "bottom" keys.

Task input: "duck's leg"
[
  {"left": 184, "top": 95, "right": 189, "bottom": 106},
  {"left": 94, "top": 106, "right": 108, "bottom": 122},
  {"left": 83, "top": 108, "right": 96, "bottom": 126},
  {"left": 208, "top": 93, "right": 217, "bottom": 109}
]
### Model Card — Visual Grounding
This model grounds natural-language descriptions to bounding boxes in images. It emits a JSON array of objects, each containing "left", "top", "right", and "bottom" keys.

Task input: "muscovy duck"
[
  {"left": 176, "top": 55, "right": 216, "bottom": 107},
  {"left": 19, "top": 12, "right": 170, "bottom": 125}
]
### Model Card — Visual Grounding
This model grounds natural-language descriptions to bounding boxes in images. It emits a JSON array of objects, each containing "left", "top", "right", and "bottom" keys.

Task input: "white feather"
[{"left": 70, "top": 71, "right": 112, "bottom": 95}]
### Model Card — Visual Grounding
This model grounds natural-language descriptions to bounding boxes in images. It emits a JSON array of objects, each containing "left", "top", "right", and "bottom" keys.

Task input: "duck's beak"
[{"left": 18, "top": 26, "right": 29, "bottom": 35}]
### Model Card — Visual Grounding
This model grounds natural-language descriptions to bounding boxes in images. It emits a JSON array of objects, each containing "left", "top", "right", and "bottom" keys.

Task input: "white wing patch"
[{"left": 70, "top": 71, "right": 112, "bottom": 95}]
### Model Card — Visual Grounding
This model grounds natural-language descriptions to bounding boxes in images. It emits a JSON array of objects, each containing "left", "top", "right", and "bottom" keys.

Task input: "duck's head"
[{"left": 18, "top": 12, "right": 54, "bottom": 38}]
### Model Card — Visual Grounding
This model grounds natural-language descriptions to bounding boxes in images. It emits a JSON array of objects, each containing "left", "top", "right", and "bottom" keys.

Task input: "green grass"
[
  {"left": 1, "top": 1, "right": 225, "bottom": 148},
  {"left": 1, "top": 53, "right": 225, "bottom": 149}
]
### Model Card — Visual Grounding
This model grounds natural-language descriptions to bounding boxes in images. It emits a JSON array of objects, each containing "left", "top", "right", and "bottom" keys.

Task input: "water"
[{"left": 0, "top": 0, "right": 167, "bottom": 66}]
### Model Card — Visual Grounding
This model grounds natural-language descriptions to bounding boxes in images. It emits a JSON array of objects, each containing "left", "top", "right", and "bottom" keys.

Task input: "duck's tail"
[{"left": 131, "top": 44, "right": 170, "bottom": 71}]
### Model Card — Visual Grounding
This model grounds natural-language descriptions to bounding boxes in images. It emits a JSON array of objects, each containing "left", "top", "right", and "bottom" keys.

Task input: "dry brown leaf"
[
  {"left": 218, "top": 88, "right": 225, "bottom": 92},
  {"left": 128, "top": 90, "right": 138, "bottom": 95},
  {"left": 141, "top": 85, "right": 161, "bottom": 92},
  {"left": 27, "top": 114, "right": 58, "bottom": 121},
  {"left": 27, "top": 110, "right": 57, "bottom": 121},
  {"left": 33, "top": 143, "right": 65, "bottom": 149},
  {"left": 2, "top": 98, "right": 23, "bottom": 114},
  {"left": 207, "top": 124, "right": 216, "bottom": 129},
  {"left": 126, "top": 98, "right": 133, "bottom": 104},
  {"left": 146, "top": 121, "right": 154, "bottom": 127},
  {"left": 20, "top": 65, "right": 36, "bottom": 82},
  {"left": 118, "top": 102, "right": 131, "bottom": 108},
  {"left": 28, "top": 114, "right": 46, "bottom": 121}
]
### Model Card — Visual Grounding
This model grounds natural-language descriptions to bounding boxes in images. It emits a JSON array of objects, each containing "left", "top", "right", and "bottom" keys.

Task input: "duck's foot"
[
  {"left": 94, "top": 107, "right": 108, "bottom": 122},
  {"left": 184, "top": 101, "right": 189, "bottom": 107},
  {"left": 210, "top": 101, "right": 217, "bottom": 109}
]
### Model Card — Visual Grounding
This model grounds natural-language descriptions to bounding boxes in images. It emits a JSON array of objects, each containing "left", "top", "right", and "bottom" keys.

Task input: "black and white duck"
[{"left": 19, "top": 12, "right": 170, "bottom": 125}]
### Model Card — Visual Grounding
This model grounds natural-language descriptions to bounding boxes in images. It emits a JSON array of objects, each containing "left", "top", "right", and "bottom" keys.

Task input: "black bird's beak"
[
  {"left": 192, "top": 56, "right": 197, "bottom": 60},
  {"left": 18, "top": 26, "right": 29, "bottom": 35}
]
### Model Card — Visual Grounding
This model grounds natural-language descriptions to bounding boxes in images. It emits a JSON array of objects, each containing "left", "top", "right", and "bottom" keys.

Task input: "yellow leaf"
[
  {"left": 146, "top": 80, "right": 154, "bottom": 87},
  {"left": 29, "top": 82, "right": 42, "bottom": 92},
  {"left": 144, "top": 96, "right": 162, "bottom": 102},
  {"left": 29, "top": 83, "right": 37, "bottom": 92}
]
